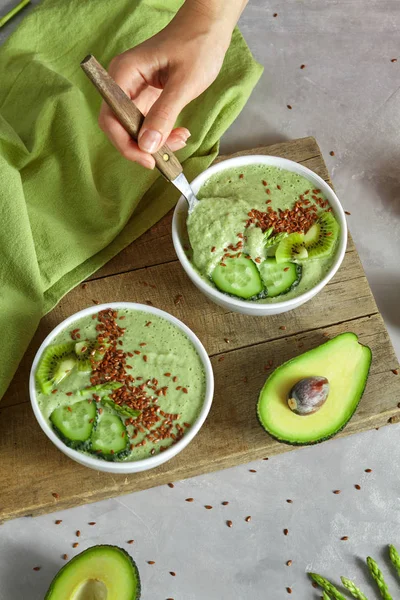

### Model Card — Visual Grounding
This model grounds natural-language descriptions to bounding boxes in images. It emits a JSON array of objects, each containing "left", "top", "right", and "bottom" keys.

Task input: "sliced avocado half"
[
  {"left": 257, "top": 333, "right": 372, "bottom": 445},
  {"left": 45, "top": 545, "right": 140, "bottom": 600}
]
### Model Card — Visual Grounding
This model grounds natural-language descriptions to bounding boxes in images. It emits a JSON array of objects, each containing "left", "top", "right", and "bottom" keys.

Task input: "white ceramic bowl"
[
  {"left": 29, "top": 302, "right": 214, "bottom": 474},
  {"left": 172, "top": 155, "right": 347, "bottom": 316}
]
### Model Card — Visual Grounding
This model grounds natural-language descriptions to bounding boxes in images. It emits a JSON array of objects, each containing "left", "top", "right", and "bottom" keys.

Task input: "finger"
[
  {"left": 99, "top": 110, "right": 155, "bottom": 169},
  {"left": 138, "top": 76, "right": 191, "bottom": 154},
  {"left": 166, "top": 127, "right": 191, "bottom": 151}
]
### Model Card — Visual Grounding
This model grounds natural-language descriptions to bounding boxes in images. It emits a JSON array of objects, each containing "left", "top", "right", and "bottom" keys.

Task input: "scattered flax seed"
[
  {"left": 143, "top": 355, "right": 148, "bottom": 362},
  {"left": 222, "top": 501, "right": 229, "bottom": 506},
  {"left": 300, "top": 64, "right": 306, "bottom": 69},
  {"left": 33, "top": 566, "right": 41, "bottom": 571},
  {"left": 52, "top": 492, "right": 60, "bottom": 500},
  {"left": 66, "top": 391, "right": 73, "bottom": 396},
  {"left": 287, "top": 105, "right": 292, "bottom": 110},
  {"left": 333, "top": 490, "right": 341, "bottom": 494},
  {"left": 55, "top": 519, "right": 62, "bottom": 525},
  {"left": 391, "top": 58, "right": 398, "bottom": 62},
  {"left": 52, "top": 389, "right": 58, "bottom": 394},
  {"left": 227, "top": 520, "right": 233, "bottom": 528},
  {"left": 341, "top": 536, "right": 349, "bottom": 541},
  {"left": 76, "top": 530, "right": 81, "bottom": 537},
  {"left": 93, "top": 299, "right": 100, "bottom": 305},
  {"left": 262, "top": 180, "right": 267, "bottom": 186},
  {"left": 218, "top": 356, "right": 225, "bottom": 362},
  {"left": 279, "top": 325, "right": 287, "bottom": 330},
  {"left": 283, "top": 529, "right": 289, "bottom": 536},
  {"left": 62, "top": 554, "right": 68, "bottom": 560},
  {"left": 168, "top": 483, "right": 174, "bottom": 488},
  {"left": 211, "top": 246, "right": 216, "bottom": 252},
  {"left": 286, "top": 587, "right": 292, "bottom": 594},
  {"left": 81, "top": 283, "right": 88, "bottom": 289},
  {"left": 388, "top": 415, "right": 400, "bottom": 424},
  {"left": 146, "top": 300, "right": 153, "bottom": 306},
  {"left": 245, "top": 516, "right": 251, "bottom": 522},
  {"left": 174, "top": 294, "right": 183, "bottom": 305},
  {"left": 145, "top": 321, "right": 152, "bottom": 327},
  {"left": 128, "top": 540, "right": 134, "bottom": 544},
  {"left": 249, "top": 469, "right": 257, "bottom": 473},
  {"left": 139, "top": 342, "right": 146, "bottom": 346},
  {"left": 185, "top": 498, "right": 194, "bottom": 502},
  {"left": 170, "top": 571, "right": 176, "bottom": 577},
  {"left": 147, "top": 561, "right": 155, "bottom": 565},
  {"left": 283, "top": 267, "right": 290, "bottom": 272},
  {"left": 239, "top": 174, "right": 244, "bottom": 179},
  {"left": 224, "top": 338, "right": 230, "bottom": 343},
  {"left": 286, "top": 499, "right": 293, "bottom": 504},
  {"left": 329, "top": 151, "right": 335, "bottom": 156},
  {"left": 182, "top": 387, "right": 188, "bottom": 394},
  {"left": 273, "top": 12, "right": 278, "bottom": 17},
  {"left": 355, "top": 484, "right": 361, "bottom": 490},
  {"left": 365, "top": 468, "right": 372, "bottom": 473},
  {"left": 205, "top": 505, "right": 213, "bottom": 510},
  {"left": 243, "top": 376, "right": 248, "bottom": 383},
  {"left": 345, "top": 211, "right": 351, "bottom": 215},
  {"left": 312, "top": 581, "right": 318, "bottom": 589},
  {"left": 286, "top": 560, "right": 292, "bottom": 566},
  {"left": 391, "top": 369, "right": 399, "bottom": 375},
  {"left": 263, "top": 457, "right": 269, "bottom": 461},
  {"left": 88, "top": 522, "right": 96, "bottom": 526},
  {"left": 72, "top": 543, "right": 79, "bottom": 548}
]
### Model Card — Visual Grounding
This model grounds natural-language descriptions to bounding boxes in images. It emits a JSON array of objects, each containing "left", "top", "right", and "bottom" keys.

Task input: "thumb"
[{"left": 138, "top": 76, "right": 190, "bottom": 154}]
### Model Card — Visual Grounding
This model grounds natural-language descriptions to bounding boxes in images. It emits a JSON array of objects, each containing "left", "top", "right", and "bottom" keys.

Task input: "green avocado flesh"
[
  {"left": 257, "top": 333, "right": 372, "bottom": 445},
  {"left": 45, "top": 545, "right": 140, "bottom": 600}
]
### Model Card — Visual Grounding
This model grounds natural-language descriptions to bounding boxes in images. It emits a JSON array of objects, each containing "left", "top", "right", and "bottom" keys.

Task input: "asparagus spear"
[
  {"left": 388, "top": 544, "right": 400, "bottom": 578},
  {"left": 322, "top": 593, "right": 331, "bottom": 600},
  {"left": 309, "top": 573, "right": 346, "bottom": 600},
  {"left": 366, "top": 557, "right": 392, "bottom": 600},
  {"left": 0, "top": 0, "right": 30, "bottom": 28},
  {"left": 341, "top": 576, "right": 368, "bottom": 600}
]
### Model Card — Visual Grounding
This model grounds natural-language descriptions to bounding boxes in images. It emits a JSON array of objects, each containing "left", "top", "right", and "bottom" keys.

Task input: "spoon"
[{"left": 80, "top": 54, "right": 199, "bottom": 214}]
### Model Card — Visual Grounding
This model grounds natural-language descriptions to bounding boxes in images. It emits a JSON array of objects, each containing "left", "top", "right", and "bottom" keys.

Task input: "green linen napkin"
[{"left": 0, "top": 0, "right": 263, "bottom": 401}]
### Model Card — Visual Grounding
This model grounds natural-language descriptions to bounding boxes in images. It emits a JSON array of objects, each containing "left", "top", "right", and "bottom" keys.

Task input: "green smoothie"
[
  {"left": 36, "top": 308, "right": 206, "bottom": 462},
  {"left": 187, "top": 165, "right": 339, "bottom": 303}
]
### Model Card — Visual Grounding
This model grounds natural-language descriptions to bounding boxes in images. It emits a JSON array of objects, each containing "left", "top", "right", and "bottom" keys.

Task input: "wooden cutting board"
[{"left": 1, "top": 136, "right": 399, "bottom": 524}]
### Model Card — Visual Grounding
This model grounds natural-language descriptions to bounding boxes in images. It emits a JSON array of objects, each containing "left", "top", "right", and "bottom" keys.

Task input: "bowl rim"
[
  {"left": 29, "top": 302, "right": 214, "bottom": 472},
  {"left": 172, "top": 154, "right": 347, "bottom": 311}
]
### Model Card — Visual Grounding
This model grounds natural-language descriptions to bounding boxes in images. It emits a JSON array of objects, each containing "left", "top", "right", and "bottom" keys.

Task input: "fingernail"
[
  {"left": 174, "top": 139, "right": 187, "bottom": 150},
  {"left": 138, "top": 129, "right": 162, "bottom": 153}
]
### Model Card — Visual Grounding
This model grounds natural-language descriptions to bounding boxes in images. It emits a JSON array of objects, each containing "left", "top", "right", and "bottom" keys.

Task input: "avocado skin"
[
  {"left": 256, "top": 334, "right": 372, "bottom": 446},
  {"left": 44, "top": 544, "right": 141, "bottom": 600}
]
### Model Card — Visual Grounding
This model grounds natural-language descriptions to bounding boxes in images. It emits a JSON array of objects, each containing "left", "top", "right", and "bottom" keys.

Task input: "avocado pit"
[{"left": 288, "top": 376, "right": 329, "bottom": 415}]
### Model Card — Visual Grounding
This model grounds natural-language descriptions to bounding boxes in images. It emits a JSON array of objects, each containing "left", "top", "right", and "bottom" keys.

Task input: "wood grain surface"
[{"left": 1, "top": 137, "right": 398, "bottom": 524}]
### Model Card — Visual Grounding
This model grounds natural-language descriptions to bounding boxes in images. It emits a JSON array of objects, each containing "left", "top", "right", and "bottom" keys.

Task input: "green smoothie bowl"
[
  {"left": 172, "top": 155, "right": 347, "bottom": 316},
  {"left": 29, "top": 303, "right": 214, "bottom": 474}
]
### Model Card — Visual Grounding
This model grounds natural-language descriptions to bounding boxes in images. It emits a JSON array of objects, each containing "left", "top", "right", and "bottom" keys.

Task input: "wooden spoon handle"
[{"left": 80, "top": 54, "right": 183, "bottom": 182}]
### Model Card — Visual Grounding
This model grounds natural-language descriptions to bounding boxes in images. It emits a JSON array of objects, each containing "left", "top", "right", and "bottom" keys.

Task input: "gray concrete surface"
[{"left": 1, "top": 1, "right": 399, "bottom": 598}]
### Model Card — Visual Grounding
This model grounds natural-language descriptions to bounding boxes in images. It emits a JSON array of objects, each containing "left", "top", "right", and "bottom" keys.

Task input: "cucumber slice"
[
  {"left": 90, "top": 413, "right": 128, "bottom": 461},
  {"left": 259, "top": 259, "right": 302, "bottom": 297},
  {"left": 211, "top": 256, "right": 264, "bottom": 299},
  {"left": 50, "top": 400, "right": 97, "bottom": 449}
]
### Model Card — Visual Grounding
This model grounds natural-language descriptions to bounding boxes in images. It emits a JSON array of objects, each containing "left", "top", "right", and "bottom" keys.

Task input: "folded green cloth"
[{"left": 0, "top": 0, "right": 262, "bottom": 401}]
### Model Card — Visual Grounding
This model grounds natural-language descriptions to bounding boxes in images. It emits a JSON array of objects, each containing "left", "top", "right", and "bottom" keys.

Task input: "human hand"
[{"left": 98, "top": 2, "right": 240, "bottom": 169}]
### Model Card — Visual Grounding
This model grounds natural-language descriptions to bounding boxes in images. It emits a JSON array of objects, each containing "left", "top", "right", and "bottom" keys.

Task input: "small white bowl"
[
  {"left": 29, "top": 302, "right": 214, "bottom": 474},
  {"left": 172, "top": 155, "right": 347, "bottom": 316}
]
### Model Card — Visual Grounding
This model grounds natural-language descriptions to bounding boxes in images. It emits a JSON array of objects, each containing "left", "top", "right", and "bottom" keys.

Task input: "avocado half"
[
  {"left": 257, "top": 333, "right": 372, "bottom": 445},
  {"left": 45, "top": 545, "right": 141, "bottom": 600}
]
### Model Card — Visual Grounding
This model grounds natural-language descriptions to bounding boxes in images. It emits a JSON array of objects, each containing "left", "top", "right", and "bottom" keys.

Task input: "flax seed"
[
  {"left": 168, "top": 483, "right": 174, "bottom": 488},
  {"left": 182, "top": 387, "right": 188, "bottom": 393},
  {"left": 72, "top": 543, "right": 79, "bottom": 548},
  {"left": 286, "top": 587, "right": 292, "bottom": 594},
  {"left": 286, "top": 560, "right": 292, "bottom": 566},
  {"left": 222, "top": 501, "right": 229, "bottom": 506},
  {"left": 245, "top": 516, "right": 251, "bottom": 522},
  {"left": 147, "top": 561, "right": 155, "bottom": 565},
  {"left": 330, "top": 151, "right": 335, "bottom": 156},
  {"left": 365, "top": 468, "right": 372, "bottom": 473},
  {"left": 249, "top": 469, "right": 257, "bottom": 473},
  {"left": 33, "top": 566, "right": 41, "bottom": 571},
  {"left": 227, "top": 520, "right": 233, "bottom": 528},
  {"left": 392, "top": 369, "right": 399, "bottom": 375},
  {"left": 283, "top": 529, "right": 289, "bottom": 536},
  {"left": 62, "top": 554, "right": 68, "bottom": 560},
  {"left": 52, "top": 492, "right": 60, "bottom": 500},
  {"left": 279, "top": 325, "right": 287, "bottom": 330},
  {"left": 205, "top": 505, "right": 213, "bottom": 510},
  {"left": 333, "top": 490, "right": 341, "bottom": 494},
  {"left": 185, "top": 498, "right": 194, "bottom": 502},
  {"left": 218, "top": 356, "right": 225, "bottom": 362},
  {"left": 286, "top": 499, "right": 293, "bottom": 503},
  {"left": 287, "top": 105, "right": 292, "bottom": 110},
  {"left": 300, "top": 64, "right": 306, "bottom": 69},
  {"left": 89, "top": 522, "right": 96, "bottom": 526},
  {"left": 76, "top": 530, "right": 81, "bottom": 537},
  {"left": 341, "top": 536, "right": 348, "bottom": 541},
  {"left": 355, "top": 484, "right": 361, "bottom": 490}
]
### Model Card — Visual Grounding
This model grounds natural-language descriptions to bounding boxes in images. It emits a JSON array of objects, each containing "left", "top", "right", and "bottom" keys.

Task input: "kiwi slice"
[
  {"left": 303, "top": 213, "right": 339, "bottom": 259},
  {"left": 36, "top": 343, "right": 77, "bottom": 395},
  {"left": 275, "top": 232, "right": 308, "bottom": 264},
  {"left": 75, "top": 340, "right": 110, "bottom": 372}
]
